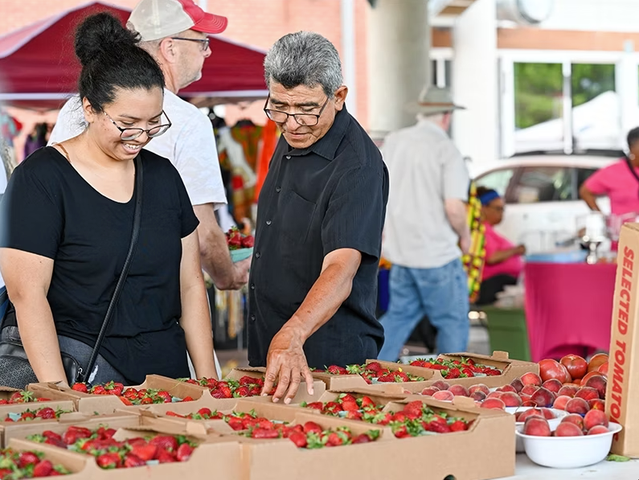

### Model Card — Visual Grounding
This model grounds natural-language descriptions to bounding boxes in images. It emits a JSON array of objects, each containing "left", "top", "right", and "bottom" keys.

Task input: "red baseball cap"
[{"left": 128, "top": 0, "right": 228, "bottom": 42}]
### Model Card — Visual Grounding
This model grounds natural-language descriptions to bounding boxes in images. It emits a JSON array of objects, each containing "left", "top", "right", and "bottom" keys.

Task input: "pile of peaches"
[{"left": 418, "top": 353, "right": 608, "bottom": 416}]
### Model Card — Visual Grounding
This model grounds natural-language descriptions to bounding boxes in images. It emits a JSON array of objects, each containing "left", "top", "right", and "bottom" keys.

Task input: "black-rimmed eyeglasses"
[
  {"left": 263, "top": 94, "right": 330, "bottom": 126},
  {"left": 171, "top": 37, "right": 210, "bottom": 51},
  {"left": 104, "top": 111, "right": 172, "bottom": 141}
]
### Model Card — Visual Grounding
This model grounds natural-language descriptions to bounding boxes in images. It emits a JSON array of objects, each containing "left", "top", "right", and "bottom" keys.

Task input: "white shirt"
[
  {"left": 0, "top": 166, "right": 6, "bottom": 289},
  {"left": 381, "top": 120, "right": 469, "bottom": 269},
  {"left": 48, "top": 89, "right": 227, "bottom": 208}
]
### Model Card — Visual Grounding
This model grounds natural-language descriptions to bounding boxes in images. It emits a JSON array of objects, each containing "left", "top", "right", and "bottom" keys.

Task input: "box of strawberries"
[{"left": 226, "top": 226, "right": 254, "bottom": 262}]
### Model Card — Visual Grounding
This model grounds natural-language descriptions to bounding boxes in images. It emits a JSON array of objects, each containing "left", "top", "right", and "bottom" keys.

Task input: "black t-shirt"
[
  {"left": 247, "top": 107, "right": 389, "bottom": 368},
  {"left": 0, "top": 147, "right": 199, "bottom": 384}
]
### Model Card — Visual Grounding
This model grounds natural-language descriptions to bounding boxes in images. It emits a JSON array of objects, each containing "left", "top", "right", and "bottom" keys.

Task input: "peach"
[
  {"left": 486, "top": 391, "right": 504, "bottom": 399},
  {"left": 597, "top": 362, "right": 609, "bottom": 376},
  {"left": 561, "top": 414, "right": 584, "bottom": 430},
  {"left": 481, "top": 398, "right": 506, "bottom": 410},
  {"left": 448, "top": 385, "right": 470, "bottom": 397},
  {"left": 588, "top": 398, "right": 605, "bottom": 411},
  {"left": 560, "top": 354, "right": 588, "bottom": 381},
  {"left": 432, "top": 390, "right": 454, "bottom": 401},
  {"left": 552, "top": 395, "right": 572, "bottom": 410},
  {"left": 498, "top": 384, "right": 517, "bottom": 394},
  {"left": 431, "top": 380, "right": 450, "bottom": 391},
  {"left": 520, "top": 372, "right": 542, "bottom": 387},
  {"left": 554, "top": 422, "right": 584, "bottom": 437},
  {"left": 587, "top": 353, "right": 608, "bottom": 373},
  {"left": 470, "top": 390, "right": 487, "bottom": 402},
  {"left": 587, "top": 425, "right": 610, "bottom": 435},
  {"left": 500, "top": 392, "right": 522, "bottom": 407},
  {"left": 521, "top": 400, "right": 537, "bottom": 407},
  {"left": 523, "top": 416, "right": 551, "bottom": 436},
  {"left": 584, "top": 409, "right": 609, "bottom": 430},
  {"left": 542, "top": 379, "right": 563, "bottom": 394},
  {"left": 521, "top": 385, "right": 538, "bottom": 396},
  {"left": 575, "top": 386, "right": 599, "bottom": 402},
  {"left": 583, "top": 374, "right": 607, "bottom": 399},
  {"left": 530, "top": 387, "right": 555, "bottom": 408},
  {"left": 517, "top": 408, "right": 544, "bottom": 423},
  {"left": 565, "top": 397, "right": 590, "bottom": 415},
  {"left": 540, "top": 408, "right": 556, "bottom": 420},
  {"left": 510, "top": 378, "right": 524, "bottom": 393},
  {"left": 557, "top": 385, "right": 579, "bottom": 398},
  {"left": 469, "top": 384, "right": 490, "bottom": 396},
  {"left": 420, "top": 387, "right": 440, "bottom": 397}
]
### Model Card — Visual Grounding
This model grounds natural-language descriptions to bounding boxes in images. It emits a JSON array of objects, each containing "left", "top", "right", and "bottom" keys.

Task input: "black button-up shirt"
[{"left": 247, "top": 107, "right": 389, "bottom": 368}]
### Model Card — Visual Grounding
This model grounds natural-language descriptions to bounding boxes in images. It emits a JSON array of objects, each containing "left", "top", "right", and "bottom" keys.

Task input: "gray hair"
[{"left": 264, "top": 32, "right": 343, "bottom": 96}]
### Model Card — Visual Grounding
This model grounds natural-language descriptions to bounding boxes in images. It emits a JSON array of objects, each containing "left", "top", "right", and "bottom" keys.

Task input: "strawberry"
[
  {"left": 450, "top": 420, "right": 467, "bottom": 432},
  {"left": 150, "top": 435, "right": 178, "bottom": 452},
  {"left": 251, "top": 428, "right": 280, "bottom": 439},
  {"left": 131, "top": 443, "right": 158, "bottom": 461},
  {"left": 444, "top": 368, "right": 461, "bottom": 379},
  {"left": 303, "top": 421, "right": 323, "bottom": 435},
  {"left": 340, "top": 399, "right": 359, "bottom": 412},
  {"left": 9, "top": 391, "right": 34, "bottom": 403},
  {"left": 124, "top": 453, "right": 146, "bottom": 468},
  {"left": 304, "top": 402, "right": 324, "bottom": 411},
  {"left": 288, "top": 431, "right": 308, "bottom": 448},
  {"left": 227, "top": 417, "right": 244, "bottom": 431},
  {"left": 96, "top": 453, "right": 121, "bottom": 469},
  {"left": 234, "top": 386, "right": 250, "bottom": 397},
  {"left": 157, "top": 450, "right": 176, "bottom": 463},
  {"left": 345, "top": 410, "right": 363, "bottom": 420},
  {"left": 325, "top": 431, "right": 349, "bottom": 446},
  {"left": 91, "top": 385, "right": 107, "bottom": 395},
  {"left": 365, "top": 361, "right": 383, "bottom": 374},
  {"left": 359, "top": 396, "right": 375, "bottom": 409},
  {"left": 123, "top": 388, "right": 139, "bottom": 400},
  {"left": 326, "top": 365, "right": 348, "bottom": 375},
  {"left": 155, "top": 390, "right": 172, "bottom": 403},
  {"left": 197, "top": 408, "right": 212, "bottom": 417},
  {"left": 425, "top": 420, "right": 451, "bottom": 433},
  {"left": 36, "top": 407, "right": 57, "bottom": 419},
  {"left": 402, "top": 401, "right": 425, "bottom": 418},
  {"left": 238, "top": 376, "right": 257, "bottom": 386},
  {"left": 323, "top": 401, "right": 342, "bottom": 415},
  {"left": 352, "top": 433, "right": 372, "bottom": 443},
  {"left": 71, "top": 383, "right": 88, "bottom": 393},
  {"left": 33, "top": 459, "right": 53, "bottom": 476},
  {"left": 18, "top": 451, "right": 39, "bottom": 468},
  {"left": 20, "top": 411, "right": 36, "bottom": 421},
  {"left": 176, "top": 443, "right": 194, "bottom": 462}
]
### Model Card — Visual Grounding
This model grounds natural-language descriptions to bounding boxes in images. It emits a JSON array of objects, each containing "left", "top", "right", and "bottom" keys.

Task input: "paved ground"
[{"left": 216, "top": 323, "right": 491, "bottom": 375}]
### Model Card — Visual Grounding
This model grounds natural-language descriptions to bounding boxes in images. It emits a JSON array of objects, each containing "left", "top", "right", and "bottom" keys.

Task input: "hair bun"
[{"left": 74, "top": 12, "right": 139, "bottom": 67}]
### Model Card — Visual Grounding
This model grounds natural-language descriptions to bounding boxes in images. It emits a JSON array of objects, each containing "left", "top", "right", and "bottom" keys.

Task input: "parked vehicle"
[{"left": 472, "top": 152, "right": 619, "bottom": 253}]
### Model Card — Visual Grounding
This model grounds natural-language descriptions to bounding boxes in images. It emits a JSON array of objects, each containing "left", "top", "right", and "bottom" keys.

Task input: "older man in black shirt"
[{"left": 249, "top": 31, "right": 389, "bottom": 403}]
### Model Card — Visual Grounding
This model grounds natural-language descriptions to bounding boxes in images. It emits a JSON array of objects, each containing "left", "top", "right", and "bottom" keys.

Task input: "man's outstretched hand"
[{"left": 261, "top": 327, "right": 314, "bottom": 404}]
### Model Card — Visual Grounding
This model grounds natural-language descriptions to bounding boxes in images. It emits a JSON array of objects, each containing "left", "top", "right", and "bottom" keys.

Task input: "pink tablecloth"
[{"left": 524, "top": 262, "right": 616, "bottom": 362}]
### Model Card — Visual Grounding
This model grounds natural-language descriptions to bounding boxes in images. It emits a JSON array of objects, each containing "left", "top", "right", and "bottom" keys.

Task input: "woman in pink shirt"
[
  {"left": 476, "top": 187, "right": 525, "bottom": 305},
  {"left": 580, "top": 128, "right": 639, "bottom": 224}
]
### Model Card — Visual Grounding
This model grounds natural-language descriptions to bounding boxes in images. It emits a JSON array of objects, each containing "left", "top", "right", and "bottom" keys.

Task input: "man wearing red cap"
[{"left": 50, "top": 0, "right": 249, "bottom": 292}]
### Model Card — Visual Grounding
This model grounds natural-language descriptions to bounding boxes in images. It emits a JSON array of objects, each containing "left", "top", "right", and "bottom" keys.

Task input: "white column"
[
  {"left": 617, "top": 41, "right": 639, "bottom": 149},
  {"left": 368, "top": 0, "right": 430, "bottom": 138},
  {"left": 452, "top": 0, "right": 498, "bottom": 167},
  {"left": 341, "top": 0, "right": 357, "bottom": 118}
]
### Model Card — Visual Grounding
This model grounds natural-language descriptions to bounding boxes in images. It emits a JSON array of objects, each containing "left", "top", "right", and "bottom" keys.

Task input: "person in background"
[
  {"left": 377, "top": 86, "right": 470, "bottom": 362},
  {"left": 24, "top": 123, "right": 49, "bottom": 158},
  {"left": 475, "top": 187, "right": 525, "bottom": 305},
  {"left": 252, "top": 32, "right": 389, "bottom": 403},
  {"left": 580, "top": 127, "right": 639, "bottom": 239},
  {"left": 0, "top": 13, "right": 217, "bottom": 387},
  {"left": 49, "top": 0, "right": 249, "bottom": 290}
]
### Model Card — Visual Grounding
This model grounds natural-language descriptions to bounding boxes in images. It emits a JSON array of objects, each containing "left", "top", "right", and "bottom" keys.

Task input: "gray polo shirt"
[{"left": 381, "top": 119, "right": 469, "bottom": 269}]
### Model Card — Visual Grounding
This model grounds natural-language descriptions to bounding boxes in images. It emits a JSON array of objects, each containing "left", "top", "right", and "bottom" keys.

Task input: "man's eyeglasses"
[
  {"left": 171, "top": 37, "right": 210, "bottom": 51},
  {"left": 104, "top": 111, "right": 172, "bottom": 141},
  {"left": 263, "top": 95, "right": 330, "bottom": 126}
]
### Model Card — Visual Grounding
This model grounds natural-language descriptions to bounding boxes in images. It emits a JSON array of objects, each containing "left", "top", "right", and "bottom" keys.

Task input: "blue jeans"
[{"left": 377, "top": 259, "right": 469, "bottom": 361}]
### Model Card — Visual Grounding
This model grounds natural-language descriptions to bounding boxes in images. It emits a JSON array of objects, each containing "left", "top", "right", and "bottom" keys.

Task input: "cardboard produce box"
[
  {"left": 8, "top": 421, "right": 243, "bottom": 480},
  {"left": 606, "top": 223, "right": 639, "bottom": 457},
  {"left": 233, "top": 397, "right": 515, "bottom": 480},
  {"left": 27, "top": 374, "right": 209, "bottom": 414},
  {"left": 0, "top": 412, "right": 139, "bottom": 447},
  {"left": 312, "top": 351, "right": 538, "bottom": 393},
  {"left": 0, "top": 386, "right": 77, "bottom": 413}
]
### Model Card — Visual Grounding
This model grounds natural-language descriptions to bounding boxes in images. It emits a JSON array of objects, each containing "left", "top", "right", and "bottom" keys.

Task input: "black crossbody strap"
[{"left": 77, "top": 154, "right": 143, "bottom": 383}]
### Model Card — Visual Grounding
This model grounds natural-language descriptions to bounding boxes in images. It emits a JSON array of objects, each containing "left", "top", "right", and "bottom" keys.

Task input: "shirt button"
[
  {"left": 286, "top": 155, "right": 291, "bottom": 160},
  {"left": 255, "top": 252, "right": 261, "bottom": 259},
  {"left": 250, "top": 283, "right": 255, "bottom": 290},
  {"left": 276, "top": 186, "right": 281, "bottom": 193},
  {"left": 266, "top": 220, "right": 272, "bottom": 226},
  {"left": 250, "top": 314, "right": 256, "bottom": 322}
]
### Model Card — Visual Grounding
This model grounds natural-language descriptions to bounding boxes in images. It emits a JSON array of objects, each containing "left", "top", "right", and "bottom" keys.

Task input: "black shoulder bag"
[{"left": 0, "top": 154, "right": 143, "bottom": 388}]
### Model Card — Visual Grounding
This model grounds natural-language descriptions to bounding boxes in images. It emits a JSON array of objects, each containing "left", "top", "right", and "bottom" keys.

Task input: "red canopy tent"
[{"left": 0, "top": 1, "right": 267, "bottom": 109}]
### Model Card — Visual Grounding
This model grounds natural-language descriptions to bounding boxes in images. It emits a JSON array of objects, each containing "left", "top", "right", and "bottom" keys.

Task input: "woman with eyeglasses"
[
  {"left": 0, "top": 13, "right": 217, "bottom": 387},
  {"left": 475, "top": 187, "right": 526, "bottom": 305}
]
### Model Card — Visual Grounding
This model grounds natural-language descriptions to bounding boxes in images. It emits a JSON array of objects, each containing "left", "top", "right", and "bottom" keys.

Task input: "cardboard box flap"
[
  {"left": 0, "top": 387, "right": 20, "bottom": 393},
  {"left": 115, "top": 419, "right": 209, "bottom": 439}
]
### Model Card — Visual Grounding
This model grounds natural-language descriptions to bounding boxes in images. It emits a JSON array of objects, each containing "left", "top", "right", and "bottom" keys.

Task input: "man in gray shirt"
[{"left": 378, "top": 86, "right": 470, "bottom": 360}]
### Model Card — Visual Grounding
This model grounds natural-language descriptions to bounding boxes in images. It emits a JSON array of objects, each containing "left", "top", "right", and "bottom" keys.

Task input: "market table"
[
  {"left": 507, "top": 454, "right": 639, "bottom": 479},
  {"left": 524, "top": 262, "right": 616, "bottom": 362}
]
